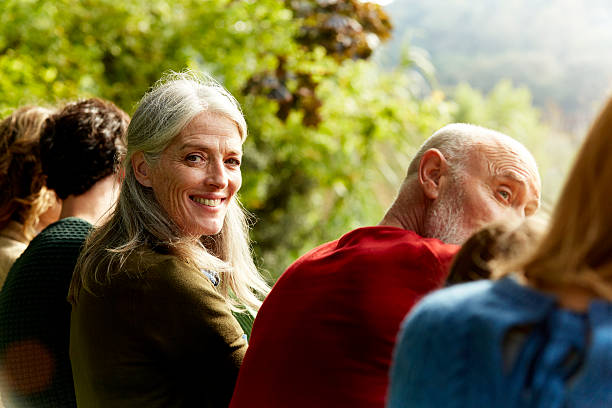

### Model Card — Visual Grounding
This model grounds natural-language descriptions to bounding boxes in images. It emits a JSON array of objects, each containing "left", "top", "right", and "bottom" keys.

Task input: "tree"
[{"left": 0, "top": 0, "right": 562, "bottom": 278}]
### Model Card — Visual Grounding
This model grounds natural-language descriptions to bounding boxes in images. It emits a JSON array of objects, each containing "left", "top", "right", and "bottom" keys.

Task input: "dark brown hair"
[{"left": 39, "top": 98, "right": 129, "bottom": 200}]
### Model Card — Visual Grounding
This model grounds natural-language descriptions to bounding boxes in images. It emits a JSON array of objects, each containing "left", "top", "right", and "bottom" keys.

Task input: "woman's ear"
[
  {"left": 132, "top": 151, "right": 153, "bottom": 187},
  {"left": 418, "top": 148, "right": 448, "bottom": 200}
]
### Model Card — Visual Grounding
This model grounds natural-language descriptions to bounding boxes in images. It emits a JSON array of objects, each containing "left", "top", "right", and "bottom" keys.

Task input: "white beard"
[{"left": 423, "top": 182, "right": 470, "bottom": 245}]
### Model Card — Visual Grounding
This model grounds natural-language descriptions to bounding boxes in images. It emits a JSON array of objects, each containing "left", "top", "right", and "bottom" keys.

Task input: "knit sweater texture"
[{"left": 0, "top": 217, "right": 91, "bottom": 408}]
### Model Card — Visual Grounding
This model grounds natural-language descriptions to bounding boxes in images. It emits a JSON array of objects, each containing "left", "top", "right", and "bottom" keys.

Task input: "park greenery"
[{"left": 1, "top": 0, "right": 576, "bottom": 278}]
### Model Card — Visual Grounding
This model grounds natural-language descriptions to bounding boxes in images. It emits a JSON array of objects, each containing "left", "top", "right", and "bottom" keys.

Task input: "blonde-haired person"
[
  {"left": 0, "top": 106, "right": 60, "bottom": 287},
  {"left": 68, "top": 71, "right": 269, "bottom": 408},
  {"left": 388, "top": 96, "right": 612, "bottom": 408}
]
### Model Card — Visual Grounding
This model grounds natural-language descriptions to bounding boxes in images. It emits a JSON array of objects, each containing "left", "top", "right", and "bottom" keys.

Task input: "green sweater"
[
  {"left": 70, "top": 248, "right": 247, "bottom": 408},
  {"left": 0, "top": 217, "right": 92, "bottom": 408}
]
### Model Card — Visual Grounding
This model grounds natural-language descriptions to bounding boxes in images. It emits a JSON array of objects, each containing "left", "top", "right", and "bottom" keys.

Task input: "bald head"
[
  {"left": 384, "top": 123, "right": 541, "bottom": 244},
  {"left": 408, "top": 124, "right": 539, "bottom": 185}
]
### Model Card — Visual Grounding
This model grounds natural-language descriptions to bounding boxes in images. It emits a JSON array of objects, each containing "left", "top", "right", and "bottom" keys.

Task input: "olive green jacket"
[{"left": 70, "top": 250, "right": 247, "bottom": 408}]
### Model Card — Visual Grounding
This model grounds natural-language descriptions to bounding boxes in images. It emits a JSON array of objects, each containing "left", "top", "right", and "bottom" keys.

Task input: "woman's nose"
[{"left": 206, "top": 159, "right": 228, "bottom": 189}]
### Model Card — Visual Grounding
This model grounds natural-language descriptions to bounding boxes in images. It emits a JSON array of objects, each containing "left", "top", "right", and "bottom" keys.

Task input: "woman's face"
[{"left": 147, "top": 112, "right": 243, "bottom": 237}]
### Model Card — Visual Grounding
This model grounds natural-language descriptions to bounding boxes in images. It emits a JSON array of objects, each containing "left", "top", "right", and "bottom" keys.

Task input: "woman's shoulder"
[
  {"left": 123, "top": 248, "right": 200, "bottom": 278},
  {"left": 119, "top": 248, "right": 219, "bottom": 297},
  {"left": 406, "top": 277, "right": 557, "bottom": 333},
  {"left": 123, "top": 248, "right": 186, "bottom": 272},
  {"left": 412, "top": 280, "right": 496, "bottom": 319}
]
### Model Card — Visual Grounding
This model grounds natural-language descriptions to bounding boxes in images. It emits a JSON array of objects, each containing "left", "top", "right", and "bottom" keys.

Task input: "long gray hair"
[{"left": 69, "top": 71, "right": 269, "bottom": 312}]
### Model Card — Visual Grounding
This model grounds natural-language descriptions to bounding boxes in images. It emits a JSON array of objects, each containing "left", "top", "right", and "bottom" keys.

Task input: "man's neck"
[
  {"left": 58, "top": 175, "right": 118, "bottom": 226},
  {"left": 379, "top": 190, "right": 426, "bottom": 234}
]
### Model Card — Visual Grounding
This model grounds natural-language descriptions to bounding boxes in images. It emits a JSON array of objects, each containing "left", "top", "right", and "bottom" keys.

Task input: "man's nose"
[{"left": 510, "top": 205, "right": 528, "bottom": 219}]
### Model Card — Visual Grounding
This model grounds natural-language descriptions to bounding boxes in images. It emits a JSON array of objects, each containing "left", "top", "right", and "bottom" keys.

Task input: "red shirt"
[{"left": 230, "top": 226, "right": 459, "bottom": 408}]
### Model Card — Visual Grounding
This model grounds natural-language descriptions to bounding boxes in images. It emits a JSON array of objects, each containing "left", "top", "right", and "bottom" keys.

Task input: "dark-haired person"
[
  {"left": 388, "top": 96, "right": 612, "bottom": 407},
  {"left": 0, "top": 106, "right": 60, "bottom": 288},
  {"left": 0, "top": 98, "right": 128, "bottom": 408}
]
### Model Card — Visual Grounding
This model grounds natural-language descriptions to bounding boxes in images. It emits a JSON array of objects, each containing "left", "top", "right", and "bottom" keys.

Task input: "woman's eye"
[
  {"left": 226, "top": 158, "right": 241, "bottom": 166},
  {"left": 186, "top": 154, "right": 203, "bottom": 163}
]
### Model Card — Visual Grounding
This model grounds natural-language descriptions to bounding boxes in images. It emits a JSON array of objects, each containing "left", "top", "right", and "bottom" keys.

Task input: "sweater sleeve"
[{"left": 130, "top": 257, "right": 247, "bottom": 405}]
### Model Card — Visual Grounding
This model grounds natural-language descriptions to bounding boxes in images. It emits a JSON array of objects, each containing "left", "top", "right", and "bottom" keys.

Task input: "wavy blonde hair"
[
  {"left": 513, "top": 96, "right": 612, "bottom": 299},
  {"left": 0, "top": 106, "right": 56, "bottom": 241},
  {"left": 69, "top": 71, "right": 269, "bottom": 312}
]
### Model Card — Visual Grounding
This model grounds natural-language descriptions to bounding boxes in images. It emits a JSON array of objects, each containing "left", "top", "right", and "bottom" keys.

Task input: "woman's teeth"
[{"left": 191, "top": 197, "right": 222, "bottom": 207}]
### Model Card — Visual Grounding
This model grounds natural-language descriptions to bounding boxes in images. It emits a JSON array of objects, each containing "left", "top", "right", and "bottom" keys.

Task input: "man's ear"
[
  {"left": 131, "top": 151, "right": 153, "bottom": 187},
  {"left": 418, "top": 148, "right": 448, "bottom": 200}
]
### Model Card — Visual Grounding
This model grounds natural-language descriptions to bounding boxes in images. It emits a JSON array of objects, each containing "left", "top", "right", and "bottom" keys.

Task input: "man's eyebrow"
[{"left": 496, "top": 170, "right": 528, "bottom": 183}]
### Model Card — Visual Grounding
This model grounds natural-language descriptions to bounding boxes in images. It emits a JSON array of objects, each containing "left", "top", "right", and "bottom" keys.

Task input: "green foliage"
[
  {"left": 0, "top": 0, "right": 565, "bottom": 279},
  {"left": 242, "top": 60, "right": 454, "bottom": 274},
  {"left": 0, "top": 0, "right": 296, "bottom": 113}
]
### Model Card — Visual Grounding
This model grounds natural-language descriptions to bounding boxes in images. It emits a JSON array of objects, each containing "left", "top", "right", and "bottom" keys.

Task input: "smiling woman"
[
  {"left": 132, "top": 112, "right": 243, "bottom": 237},
  {"left": 67, "top": 71, "right": 269, "bottom": 408}
]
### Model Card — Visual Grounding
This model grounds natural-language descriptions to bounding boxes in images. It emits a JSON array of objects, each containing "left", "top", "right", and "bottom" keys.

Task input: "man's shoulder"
[
  {"left": 40, "top": 216, "right": 93, "bottom": 236},
  {"left": 339, "top": 226, "right": 458, "bottom": 257},
  {"left": 28, "top": 217, "right": 92, "bottom": 248},
  {"left": 2, "top": 218, "right": 91, "bottom": 285},
  {"left": 295, "top": 226, "right": 456, "bottom": 261},
  {"left": 278, "top": 226, "right": 458, "bottom": 285}
]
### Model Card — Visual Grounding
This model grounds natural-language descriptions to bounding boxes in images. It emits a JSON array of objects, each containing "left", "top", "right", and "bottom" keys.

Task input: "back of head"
[
  {"left": 39, "top": 98, "right": 129, "bottom": 200},
  {"left": 447, "top": 218, "right": 544, "bottom": 285},
  {"left": 0, "top": 106, "right": 56, "bottom": 238},
  {"left": 406, "top": 123, "right": 538, "bottom": 178},
  {"left": 523, "top": 97, "right": 612, "bottom": 296}
]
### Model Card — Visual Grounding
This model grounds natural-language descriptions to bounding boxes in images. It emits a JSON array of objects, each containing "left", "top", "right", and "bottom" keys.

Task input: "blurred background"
[{"left": 2, "top": 0, "right": 611, "bottom": 279}]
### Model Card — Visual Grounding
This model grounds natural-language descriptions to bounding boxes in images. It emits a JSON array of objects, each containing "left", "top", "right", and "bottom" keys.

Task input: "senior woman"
[
  {"left": 0, "top": 106, "right": 60, "bottom": 287},
  {"left": 68, "top": 72, "right": 269, "bottom": 408}
]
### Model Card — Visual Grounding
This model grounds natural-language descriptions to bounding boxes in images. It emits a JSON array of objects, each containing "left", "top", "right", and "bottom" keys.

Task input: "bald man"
[{"left": 230, "top": 124, "right": 541, "bottom": 408}]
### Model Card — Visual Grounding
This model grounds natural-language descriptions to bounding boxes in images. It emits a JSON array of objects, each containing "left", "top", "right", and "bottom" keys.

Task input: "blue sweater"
[{"left": 387, "top": 277, "right": 612, "bottom": 408}]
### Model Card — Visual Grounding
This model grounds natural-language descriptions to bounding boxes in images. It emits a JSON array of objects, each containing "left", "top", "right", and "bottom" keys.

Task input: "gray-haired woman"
[{"left": 68, "top": 72, "right": 269, "bottom": 408}]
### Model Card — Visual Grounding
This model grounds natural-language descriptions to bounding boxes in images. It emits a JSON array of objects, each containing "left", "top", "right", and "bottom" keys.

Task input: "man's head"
[
  {"left": 396, "top": 123, "right": 540, "bottom": 245},
  {"left": 39, "top": 98, "right": 129, "bottom": 200}
]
